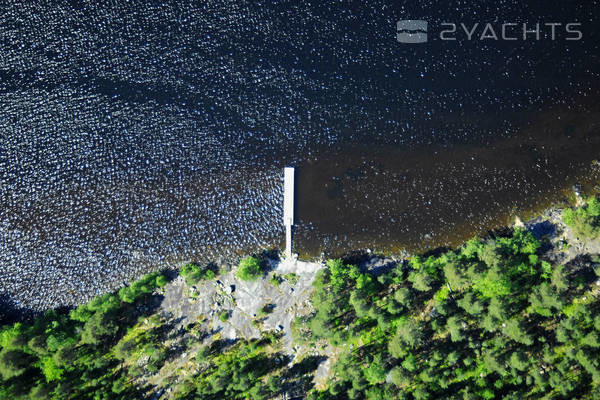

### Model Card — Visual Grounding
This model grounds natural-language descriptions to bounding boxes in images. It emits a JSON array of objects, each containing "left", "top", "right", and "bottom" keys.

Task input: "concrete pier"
[{"left": 283, "top": 167, "right": 294, "bottom": 259}]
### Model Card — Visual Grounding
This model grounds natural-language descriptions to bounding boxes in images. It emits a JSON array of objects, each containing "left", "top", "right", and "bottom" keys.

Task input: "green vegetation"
[
  {"left": 180, "top": 262, "right": 217, "bottom": 286},
  {"left": 172, "top": 333, "right": 320, "bottom": 400},
  {"left": 0, "top": 271, "right": 168, "bottom": 400},
  {"left": 117, "top": 271, "right": 168, "bottom": 303},
  {"left": 236, "top": 256, "right": 264, "bottom": 281},
  {"left": 269, "top": 274, "right": 282, "bottom": 287},
  {"left": 257, "top": 304, "right": 276, "bottom": 319},
  {"left": 295, "top": 229, "right": 600, "bottom": 399},
  {"left": 220, "top": 311, "right": 230, "bottom": 322},
  {"left": 269, "top": 273, "right": 298, "bottom": 287},
  {"left": 284, "top": 273, "right": 299, "bottom": 286},
  {"left": 564, "top": 196, "right": 600, "bottom": 239}
]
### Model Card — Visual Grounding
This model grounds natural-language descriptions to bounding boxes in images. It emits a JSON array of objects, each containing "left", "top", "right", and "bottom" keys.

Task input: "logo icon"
[{"left": 397, "top": 20, "right": 428, "bottom": 43}]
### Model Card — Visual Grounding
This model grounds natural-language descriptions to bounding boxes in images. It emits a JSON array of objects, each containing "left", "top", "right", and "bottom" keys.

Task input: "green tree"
[
  {"left": 508, "top": 351, "right": 529, "bottom": 371},
  {"left": 394, "top": 287, "right": 412, "bottom": 306},
  {"left": 81, "top": 311, "right": 119, "bottom": 345},
  {"left": 551, "top": 264, "right": 569, "bottom": 292},
  {"left": 52, "top": 344, "right": 77, "bottom": 367},
  {"left": 349, "top": 291, "right": 371, "bottom": 318},
  {"left": 582, "top": 332, "right": 600, "bottom": 348},
  {"left": 363, "top": 354, "right": 386, "bottom": 384},
  {"left": 29, "top": 383, "right": 52, "bottom": 399},
  {"left": 528, "top": 282, "right": 563, "bottom": 317},
  {"left": 472, "top": 267, "right": 511, "bottom": 299},
  {"left": 40, "top": 356, "right": 64, "bottom": 381},
  {"left": 0, "top": 349, "right": 32, "bottom": 379},
  {"left": 563, "top": 197, "right": 600, "bottom": 239},
  {"left": 27, "top": 335, "right": 48, "bottom": 355},
  {"left": 478, "top": 241, "right": 502, "bottom": 268},
  {"left": 457, "top": 292, "right": 483, "bottom": 316},
  {"left": 502, "top": 319, "right": 533, "bottom": 345},
  {"left": 446, "top": 316, "right": 465, "bottom": 342},
  {"left": 389, "top": 366, "right": 410, "bottom": 387},
  {"left": 155, "top": 274, "right": 168, "bottom": 287},
  {"left": 443, "top": 260, "right": 468, "bottom": 291},
  {"left": 220, "top": 311, "right": 230, "bottom": 322},
  {"left": 180, "top": 263, "right": 215, "bottom": 285},
  {"left": 111, "top": 376, "right": 129, "bottom": 394},
  {"left": 0, "top": 323, "right": 28, "bottom": 349},
  {"left": 393, "top": 317, "right": 422, "bottom": 349},
  {"left": 236, "top": 257, "right": 264, "bottom": 281},
  {"left": 409, "top": 270, "right": 433, "bottom": 292}
]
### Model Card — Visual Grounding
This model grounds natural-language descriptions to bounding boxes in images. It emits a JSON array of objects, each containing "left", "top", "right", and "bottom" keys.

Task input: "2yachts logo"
[
  {"left": 397, "top": 20, "right": 583, "bottom": 43},
  {"left": 397, "top": 20, "right": 428, "bottom": 43}
]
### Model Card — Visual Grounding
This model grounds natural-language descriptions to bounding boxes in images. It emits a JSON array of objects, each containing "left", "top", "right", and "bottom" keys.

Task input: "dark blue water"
[{"left": 1, "top": 1, "right": 599, "bottom": 314}]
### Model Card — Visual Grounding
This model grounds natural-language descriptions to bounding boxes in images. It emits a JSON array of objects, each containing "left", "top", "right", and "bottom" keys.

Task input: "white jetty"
[{"left": 283, "top": 167, "right": 295, "bottom": 259}]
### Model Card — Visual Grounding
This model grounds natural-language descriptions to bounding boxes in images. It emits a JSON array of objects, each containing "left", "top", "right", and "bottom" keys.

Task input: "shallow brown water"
[{"left": 293, "top": 105, "right": 600, "bottom": 256}]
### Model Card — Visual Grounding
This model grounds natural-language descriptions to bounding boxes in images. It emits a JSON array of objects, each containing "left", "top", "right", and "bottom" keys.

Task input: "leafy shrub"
[
  {"left": 269, "top": 273, "right": 282, "bottom": 287},
  {"left": 269, "top": 272, "right": 299, "bottom": 287},
  {"left": 284, "top": 273, "right": 299, "bottom": 286},
  {"left": 236, "top": 257, "right": 264, "bottom": 281},
  {"left": 118, "top": 271, "right": 169, "bottom": 303},
  {"left": 180, "top": 263, "right": 216, "bottom": 286},
  {"left": 257, "top": 304, "right": 275, "bottom": 318}
]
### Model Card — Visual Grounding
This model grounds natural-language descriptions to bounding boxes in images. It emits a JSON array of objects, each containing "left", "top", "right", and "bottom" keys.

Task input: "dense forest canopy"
[{"left": 299, "top": 229, "right": 600, "bottom": 399}]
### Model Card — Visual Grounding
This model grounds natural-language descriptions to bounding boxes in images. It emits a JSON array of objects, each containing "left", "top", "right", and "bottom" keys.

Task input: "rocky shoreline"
[{"left": 132, "top": 197, "right": 600, "bottom": 398}]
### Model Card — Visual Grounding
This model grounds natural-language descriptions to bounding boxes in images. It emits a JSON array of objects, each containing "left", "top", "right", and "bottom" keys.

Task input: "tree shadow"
[
  {"left": 565, "top": 254, "right": 598, "bottom": 283},
  {"left": 485, "top": 225, "right": 515, "bottom": 240},
  {"left": 341, "top": 250, "right": 373, "bottom": 266},
  {"left": 421, "top": 246, "right": 453, "bottom": 259},
  {"left": 527, "top": 220, "right": 557, "bottom": 240},
  {"left": 258, "top": 248, "right": 281, "bottom": 262},
  {"left": 287, "top": 355, "right": 327, "bottom": 377},
  {"left": 256, "top": 248, "right": 281, "bottom": 273},
  {"left": 279, "top": 354, "right": 328, "bottom": 397},
  {"left": 0, "top": 295, "right": 37, "bottom": 325},
  {"left": 358, "top": 257, "right": 397, "bottom": 276}
]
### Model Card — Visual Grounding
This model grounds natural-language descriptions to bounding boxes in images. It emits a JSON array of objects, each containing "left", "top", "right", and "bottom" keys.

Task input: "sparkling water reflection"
[{"left": 0, "top": 1, "right": 599, "bottom": 314}]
